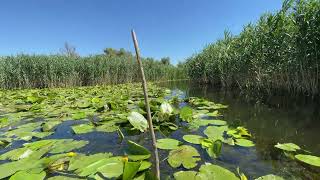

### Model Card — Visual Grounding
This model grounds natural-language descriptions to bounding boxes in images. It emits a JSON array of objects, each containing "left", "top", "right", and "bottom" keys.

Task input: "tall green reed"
[
  {"left": 0, "top": 54, "right": 186, "bottom": 89},
  {"left": 185, "top": 0, "right": 320, "bottom": 96}
]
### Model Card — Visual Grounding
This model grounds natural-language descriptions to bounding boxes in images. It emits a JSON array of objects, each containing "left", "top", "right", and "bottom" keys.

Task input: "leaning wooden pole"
[{"left": 131, "top": 29, "right": 160, "bottom": 179}]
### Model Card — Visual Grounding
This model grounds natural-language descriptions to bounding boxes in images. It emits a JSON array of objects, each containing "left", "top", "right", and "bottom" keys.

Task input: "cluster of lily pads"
[
  {"left": 275, "top": 143, "right": 320, "bottom": 167},
  {"left": 0, "top": 83, "right": 318, "bottom": 179}
]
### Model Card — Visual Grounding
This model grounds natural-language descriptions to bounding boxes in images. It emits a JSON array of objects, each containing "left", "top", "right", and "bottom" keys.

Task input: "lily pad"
[
  {"left": 168, "top": 145, "right": 200, "bottom": 169},
  {"left": 295, "top": 154, "right": 320, "bottom": 167},
  {"left": 235, "top": 139, "right": 255, "bottom": 147},
  {"left": 183, "top": 135, "right": 204, "bottom": 144},
  {"left": 127, "top": 112, "right": 148, "bottom": 132},
  {"left": 97, "top": 158, "right": 124, "bottom": 178},
  {"left": 123, "top": 162, "right": 141, "bottom": 180},
  {"left": 9, "top": 170, "right": 46, "bottom": 180},
  {"left": 127, "top": 140, "right": 151, "bottom": 161},
  {"left": 275, "top": 143, "right": 300, "bottom": 152},
  {"left": 255, "top": 174, "right": 285, "bottom": 180},
  {"left": 207, "top": 140, "right": 222, "bottom": 158},
  {"left": 174, "top": 171, "right": 197, "bottom": 180},
  {"left": 71, "top": 124, "right": 94, "bottom": 134},
  {"left": 197, "top": 164, "right": 239, "bottom": 180},
  {"left": 68, "top": 153, "right": 113, "bottom": 171},
  {"left": 180, "top": 106, "right": 193, "bottom": 122},
  {"left": 204, "top": 126, "right": 228, "bottom": 141},
  {"left": 157, "top": 138, "right": 181, "bottom": 150}
]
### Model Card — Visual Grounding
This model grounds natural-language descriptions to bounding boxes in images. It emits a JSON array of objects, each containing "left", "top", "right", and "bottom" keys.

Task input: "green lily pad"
[
  {"left": 47, "top": 176, "right": 81, "bottom": 180},
  {"left": 183, "top": 135, "right": 204, "bottom": 144},
  {"left": 68, "top": 153, "right": 113, "bottom": 171},
  {"left": 157, "top": 138, "right": 181, "bottom": 150},
  {"left": 180, "top": 106, "right": 193, "bottom": 122},
  {"left": 41, "top": 121, "right": 61, "bottom": 132},
  {"left": 168, "top": 145, "right": 200, "bottom": 169},
  {"left": 127, "top": 112, "right": 148, "bottom": 132},
  {"left": 76, "top": 157, "right": 122, "bottom": 177},
  {"left": 295, "top": 154, "right": 320, "bottom": 167},
  {"left": 207, "top": 140, "right": 222, "bottom": 158},
  {"left": 275, "top": 143, "right": 300, "bottom": 152},
  {"left": 127, "top": 140, "right": 151, "bottom": 161},
  {"left": 255, "top": 174, "right": 285, "bottom": 180},
  {"left": 123, "top": 162, "right": 141, "bottom": 180},
  {"left": 235, "top": 139, "right": 255, "bottom": 147},
  {"left": 197, "top": 164, "right": 239, "bottom": 180},
  {"left": 71, "top": 124, "right": 94, "bottom": 134},
  {"left": 204, "top": 126, "right": 228, "bottom": 141},
  {"left": 174, "top": 171, "right": 197, "bottom": 180},
  {"left": 9, "top": 170, "right": 46, "bottom": 180},
  {"left": 97, "top": 158, "right": 124, "bottom": 178},
  {"left": 72, "top": 112, "right": 86, "bottom": 120}
]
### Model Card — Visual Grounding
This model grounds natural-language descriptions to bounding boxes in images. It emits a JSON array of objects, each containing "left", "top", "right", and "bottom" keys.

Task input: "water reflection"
[{"left": 158, "top": 80, "right": 320, "bottom": 179}]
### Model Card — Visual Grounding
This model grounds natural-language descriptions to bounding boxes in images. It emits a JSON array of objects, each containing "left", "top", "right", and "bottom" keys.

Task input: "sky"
[{"left": 0, "top": 0, "right": 283, "bottom": 64}]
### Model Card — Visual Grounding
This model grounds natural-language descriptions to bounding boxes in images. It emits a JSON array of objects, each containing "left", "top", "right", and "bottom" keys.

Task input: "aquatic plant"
[
  {"left": 0, "top": 83, "right": 316, "bottom": 179},
  {"left": 0, "top": 54, "right": 186, "bottom": 89},
  {"left": 185, "top": 0, "right": 320, "bottom": 96}
]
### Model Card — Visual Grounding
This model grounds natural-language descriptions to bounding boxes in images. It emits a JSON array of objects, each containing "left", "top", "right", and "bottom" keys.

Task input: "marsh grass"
[
  {"left": 185, "top": 0, "right": 320, "bottom": 96},
  {"left": 0, "top": 54, "right": 186, "bottom": 89}
]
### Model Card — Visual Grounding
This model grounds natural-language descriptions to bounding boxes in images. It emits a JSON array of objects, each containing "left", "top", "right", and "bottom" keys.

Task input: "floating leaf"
[
  {"left": 72, "top": 112, "right": 86, "bottom": 120},
  {"left": 255, "top": 174, "right": 285, "bottom": 180},
  {"left": 127, "top": 140, "right": 151, "bottom": 161},
  {"left": 157, "top": 138, "right": 181, "bottom": 150},
  {"left": 41, "top": 121, "right": 61, "bottom": 132},
  {"left": 204, "top": 126, "right": 228, "bottom": 141},
  {"left": 123, "top": 162, "right": 141, "bottom": 180},
  {"left": 9, "top": 170, "right": 46, "bottom": 180},
  {"left": 275, "top": 143, "right": 300, "bottom": 152},
  {"left": 180, "top": 106, "right": 193, "bottom": 122},
  {"left": 174, "top": 171, "right": 197, "bottom": 180},
  {"left": 97, "top": 158, "right": 124, "bottom": 178},
  {"left": 127, "top": 112, "right": 148, "bottom": 132},
  {"left": 295, "top": 154, "right": 320, "bottom": 167},
  {"left": 235, "top": 139, "right": 255, "bottom": 147},
  {"left": 47, "top": 176, "right": 80, "bottom": 180},
  {"left": 183, "top": 135, "right": 204, "bottom": 144},
  {"left": 68, "top": 153, "right": 113, "bottom": 171},
  {"left": 207, "top": 140, "right": 222, "bottom": 158},
  {"left": 71, "top": 124, "right": 94, "bottom": 134},
  {"left": 197, "top": 164, "right": 239, "bottom": 180},
  {"left": 50, "top": 140, "right": 88, "bottom": 154},
  {"left": 168, "top": 145, "right": 200, "bottom": 169}
]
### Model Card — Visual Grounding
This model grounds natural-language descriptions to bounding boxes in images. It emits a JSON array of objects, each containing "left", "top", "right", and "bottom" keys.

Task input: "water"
[
  {"left": 0, "top": 81, "right": 319, "bottom": 179},
  {"left": 157, "top": 80, "right": 320, "bottom": 179}
]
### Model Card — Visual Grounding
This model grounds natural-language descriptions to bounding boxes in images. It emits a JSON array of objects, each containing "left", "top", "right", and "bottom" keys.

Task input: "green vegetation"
[
  {"left": 0, "top": 83, "right": 319, "bottom": 179},
  {"left": 0, "top": 52, "right": 186, "bottom": 89},
  {"left": 185, "top": 0, "right": 320, "bottom": 96}
]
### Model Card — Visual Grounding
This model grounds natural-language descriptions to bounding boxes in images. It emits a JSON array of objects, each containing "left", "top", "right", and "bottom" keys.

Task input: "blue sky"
[{"left": 0, "top": 0, "right": 282, "bottom": 64}]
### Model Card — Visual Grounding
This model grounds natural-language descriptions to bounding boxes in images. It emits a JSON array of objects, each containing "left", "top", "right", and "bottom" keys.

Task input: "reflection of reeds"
[
  {"left": 0, "top": 55, "right": 186, "bottom": 89},
  {"left": 186, "top": 0, "right": 320, "bottom": 96}
]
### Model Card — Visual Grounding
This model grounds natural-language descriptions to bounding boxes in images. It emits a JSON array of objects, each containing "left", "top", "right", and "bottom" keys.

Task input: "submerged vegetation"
[
  {"left": 185, "top": 0, "right": 320, "bottom": 96},
  {"left": 0, "top": 54, "right": 186, "bottom": 89},
  {"left": 0, "top": 83, "right": 318, "bottom": 179}
]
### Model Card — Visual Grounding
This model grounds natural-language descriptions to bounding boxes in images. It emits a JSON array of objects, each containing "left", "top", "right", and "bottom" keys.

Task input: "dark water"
[
  {"left": 157, "top": 80, "right": 320, "bottom": 179},
  {"left": 1, "top": 81, "right": 319, "bottom": 179}
]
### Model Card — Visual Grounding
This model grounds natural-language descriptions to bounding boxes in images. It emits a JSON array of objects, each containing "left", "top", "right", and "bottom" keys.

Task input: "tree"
[
  {"left": 103, "top": 48, "right": 132, "bottom": 57},
  {"left": 60, "top": 42, "right": 79, "bottom": 58}
]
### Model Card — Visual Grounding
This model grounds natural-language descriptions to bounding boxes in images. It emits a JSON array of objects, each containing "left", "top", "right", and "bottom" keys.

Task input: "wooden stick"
[{"left": 131, "top": 29, "right": 160, "bottom": 179}]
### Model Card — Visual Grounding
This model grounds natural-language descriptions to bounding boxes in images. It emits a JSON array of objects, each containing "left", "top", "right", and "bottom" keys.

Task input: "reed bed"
[
  {"left": 185, "top": 0, "right": 320, "bottom": 96},
  {"left": 0, "top": 54, "right": 186, "bottom": 89}
]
